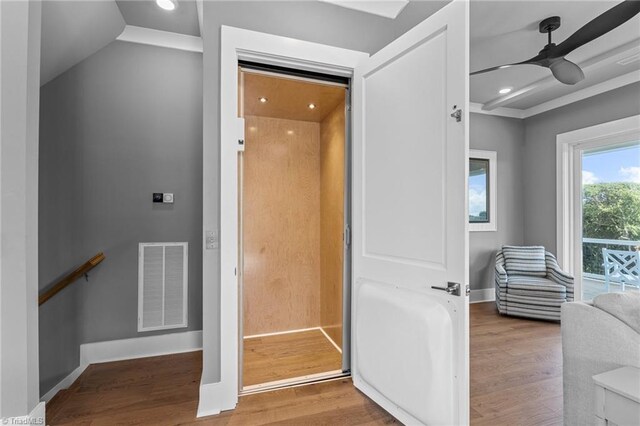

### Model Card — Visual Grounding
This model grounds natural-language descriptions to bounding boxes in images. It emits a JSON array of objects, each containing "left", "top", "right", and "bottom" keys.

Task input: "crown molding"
[
  {"left": 471, "top": 70, "right": 640, "bottom": 120},
  {"left": 116, "top": 25, "right": 203, "bottom": 53},
  {"left": 320, "top": 0, "right": 408, "bottom": 19},
  {"left": 470, "top": 102, "right": 524, "bottom": 119},
  {"left": 521, "top": 70, "right": 640, "bottom": 118}
]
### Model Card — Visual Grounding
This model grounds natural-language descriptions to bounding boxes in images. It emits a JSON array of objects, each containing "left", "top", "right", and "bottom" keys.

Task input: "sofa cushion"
[
  {"left": 503, "top": 245, "right": 547, "bottom": 277},
  {"left": 593, "top": 292, "right": 640, "bottom": 334},
  {"left": 507, "top": 276, "right": 567, "bottom": 299}
]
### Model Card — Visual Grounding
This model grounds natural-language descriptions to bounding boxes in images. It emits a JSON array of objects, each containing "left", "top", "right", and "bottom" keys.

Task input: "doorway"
[{"left": 238, "top": 63, "right": 351, "bottom": 392}]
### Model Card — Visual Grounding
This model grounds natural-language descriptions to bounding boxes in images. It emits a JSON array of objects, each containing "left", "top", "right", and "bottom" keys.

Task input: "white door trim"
[
  {"left": 200, "top": 26, "right": 367, "bottom": 417},
  {"left": 556, "top": 114, "right": 640, "bottom": 301}
]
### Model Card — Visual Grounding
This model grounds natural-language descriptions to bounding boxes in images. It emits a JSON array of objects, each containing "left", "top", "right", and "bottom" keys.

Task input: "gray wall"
[
  {"left": 469, "top": 114, "right": 525, "bottom": 290},
  {"left": 201, "top": 0, "right": 450, "bottom": 383},
  {"left": 39, "top": 40, "right": 203, "bottom": 396},
  {"left": 522, "top": 82, "right": 640, "bottom": 254}
]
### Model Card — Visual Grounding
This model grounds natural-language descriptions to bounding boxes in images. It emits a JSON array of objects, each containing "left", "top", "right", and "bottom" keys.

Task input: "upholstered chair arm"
[
  {"left": 545, "top": 251, "right": 574, "bottom": 302},
  {"left": 495, "top": 250, "right": 508, "bottom": 314}
]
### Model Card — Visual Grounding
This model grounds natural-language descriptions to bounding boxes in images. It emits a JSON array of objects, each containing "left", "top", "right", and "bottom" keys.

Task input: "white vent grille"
[{"left": 138, "top": 242, "right": 188, "bottom": 332}]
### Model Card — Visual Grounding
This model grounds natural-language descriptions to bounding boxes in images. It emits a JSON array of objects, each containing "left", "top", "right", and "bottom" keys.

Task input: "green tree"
[{"left": 582, "top": 182, "right": 640, "bottom": 275}]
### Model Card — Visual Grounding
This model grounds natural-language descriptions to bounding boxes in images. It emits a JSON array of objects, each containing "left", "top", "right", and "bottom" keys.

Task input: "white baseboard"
[
  {"left": 470, "top": 288, "right": 495, "bottom": 304},
  {"left": 41, "top": 330, "right": 203, "bottom": 404},
  {"left": 41, "top": 364, "right": 88, "bottom": 403},
  {"left": 80, "top": 330, "right": 202, "bottom": 365},
  {"left": 2, "top": 401, "right": 46, "bottom": 424},
  {"left": 197, "top": 380, "right": 237, "bottom": 418}
]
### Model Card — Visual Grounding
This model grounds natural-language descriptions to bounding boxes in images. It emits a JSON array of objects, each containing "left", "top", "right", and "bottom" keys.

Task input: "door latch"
[
  {"left": 450, "top": 106, "right": 462, "bottom": 122},
  {"left": 431, "top": 282, "right": 461, "bottom": 296}
]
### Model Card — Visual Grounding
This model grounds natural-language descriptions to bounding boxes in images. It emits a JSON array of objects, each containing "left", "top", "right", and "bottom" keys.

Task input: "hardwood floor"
[
  {"left": 243, "top": 329, "right": 342, "bottom": 387},
  {"left": 470, "top": 302, "right": 563, "bottom": 426},
  {"left": 46, "top": 302, "right": 562, "bottom": 425}
]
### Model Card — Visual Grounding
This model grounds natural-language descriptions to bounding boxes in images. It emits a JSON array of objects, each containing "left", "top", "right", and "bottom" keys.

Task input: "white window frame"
[
  {"left": 556, "top": 114, "right": 640, "bottom": 301},
  {"left": 469, "top": 149, "right": 497, "bottom": 232},
  {"left": 138, "top": 242, "right": 189, "bottom": 332}
]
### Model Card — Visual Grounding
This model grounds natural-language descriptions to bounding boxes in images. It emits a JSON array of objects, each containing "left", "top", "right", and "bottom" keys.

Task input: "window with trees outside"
[{"left": 582, "top": 141, "right": 640, "bottom": 300}]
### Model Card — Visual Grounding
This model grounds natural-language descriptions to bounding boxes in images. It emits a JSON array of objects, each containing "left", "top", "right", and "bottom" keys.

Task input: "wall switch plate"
[
  {"left": 153, "top": 193, "right": 174, "bottom": 203},
  {"left": 206, "top": 230, "right": 218, "bottom": 250}
]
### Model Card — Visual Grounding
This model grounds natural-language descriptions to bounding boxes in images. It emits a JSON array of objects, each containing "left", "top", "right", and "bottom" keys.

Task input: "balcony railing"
[{"left": 582, "top": 237, "right": 640, "bottom": 281}]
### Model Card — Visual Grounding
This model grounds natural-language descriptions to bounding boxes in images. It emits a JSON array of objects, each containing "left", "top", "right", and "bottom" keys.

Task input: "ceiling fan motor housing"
[{"left": 539, "top": 16, "right": 561, "bottom": 33}]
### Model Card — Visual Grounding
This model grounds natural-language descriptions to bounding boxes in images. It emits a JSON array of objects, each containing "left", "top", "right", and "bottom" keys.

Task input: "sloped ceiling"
[
  {"left": 115, "top": 0, "right": 200, "bottom": 37},
  {"left": 41, "top": 1, "right": 126, "bottom": 86}
]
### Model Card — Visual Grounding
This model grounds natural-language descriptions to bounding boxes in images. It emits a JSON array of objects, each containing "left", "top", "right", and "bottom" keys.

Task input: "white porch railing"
[{"left": 582, "top": 238, "right": 640, "bottom": 281}]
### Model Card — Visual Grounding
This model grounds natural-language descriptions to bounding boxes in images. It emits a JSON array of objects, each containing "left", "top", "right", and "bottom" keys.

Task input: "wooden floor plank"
[
  {"left": 243, "top": 329, "right": 342, "bottom": 387},
  {"left": 46, "top": 301, "right": 563, "bottom": 425}
]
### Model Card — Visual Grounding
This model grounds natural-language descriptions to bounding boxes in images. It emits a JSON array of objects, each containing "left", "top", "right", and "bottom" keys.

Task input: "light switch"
[
  {"left": 163, "top": 193, "right": 174, "bottom": 203},
  {"left": 206, "top": 230, "right": 218, "bottom": 249}
]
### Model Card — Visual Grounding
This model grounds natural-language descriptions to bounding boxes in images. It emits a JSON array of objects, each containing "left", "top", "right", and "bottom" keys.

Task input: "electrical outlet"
[{"left": 206, "top": 230, "right": 218, "bottom": 249}]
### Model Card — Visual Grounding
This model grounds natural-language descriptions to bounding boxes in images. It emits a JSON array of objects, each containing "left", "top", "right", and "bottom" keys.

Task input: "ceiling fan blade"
[
  {"left": 470, "top": 56, "right": 545, "bottom": 75},
  {"left": 549, "top": 58, "right": 585, "bottom": 85},
  {"left": 555, "top": 0, "right": 640, "bottom": 57}
]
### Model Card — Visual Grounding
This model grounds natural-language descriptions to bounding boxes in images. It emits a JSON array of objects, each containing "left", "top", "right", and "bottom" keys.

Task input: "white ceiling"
[
  {"left": 115, "top": 0, "right": 200, "bottom": 37},
  {"left": 40, "top": 0, "right": 199, "bottom": 86},
  {"left": 40, "top": 1, "right": 125, "bottom": 86},
  {"left": 470, "top": 1, "right": 640, "bottom": 112}
]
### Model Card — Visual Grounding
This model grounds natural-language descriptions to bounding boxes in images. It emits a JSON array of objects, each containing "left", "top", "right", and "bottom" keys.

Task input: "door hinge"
[
  {"left": 450, "top": 106, "right": 462, "bottom": 122},
  {"left": 344, "top": 224, "right": 351, "bottom": 247}
]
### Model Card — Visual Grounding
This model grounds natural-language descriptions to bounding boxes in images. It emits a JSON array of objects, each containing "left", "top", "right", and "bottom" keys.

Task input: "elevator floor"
[{"left": 242, "top": 329, "right": 342, "bottom": 388}]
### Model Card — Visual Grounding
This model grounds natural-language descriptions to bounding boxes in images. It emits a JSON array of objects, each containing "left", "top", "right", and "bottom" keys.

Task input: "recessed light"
[
  {"left": 287, "top": 130, "right": 294, "bottom": 135},
  {"left": 498, "top": 87, "right": 512, "bottom": 95},
  {"left": 249, "top": 126, "right": 257, "bottom": 132},
  {"left": 308, "top": 103, "right": 316, "bottom": 109},
  {"left": 156, "top": 0, "right": 176, "bottom": 11},
  {"left": 259, "top": 97, "right": 268, "bottom": 103}
]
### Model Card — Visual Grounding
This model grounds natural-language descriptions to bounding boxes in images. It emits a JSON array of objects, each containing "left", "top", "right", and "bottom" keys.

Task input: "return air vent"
[{"left": 138, "top": 242, "right": 188, "bottom": 332}]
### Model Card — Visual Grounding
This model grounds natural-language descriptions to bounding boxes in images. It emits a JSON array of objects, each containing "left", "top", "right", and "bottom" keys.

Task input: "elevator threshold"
[{"left": 241, "top": 328, "right": 345, "bottom": 395}]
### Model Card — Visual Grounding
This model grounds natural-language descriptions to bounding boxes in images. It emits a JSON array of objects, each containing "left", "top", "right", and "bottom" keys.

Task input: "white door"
[{"left": 351, "top": 1, "right": 469, "bottom": 424}]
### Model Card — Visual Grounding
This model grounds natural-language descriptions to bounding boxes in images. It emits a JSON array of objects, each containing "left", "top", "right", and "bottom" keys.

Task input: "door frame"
[
  {"left": 199, "top": 25, "right": 367, "bottom": 416},
  {"left": 556, "top": 114, "right": 640, "bottom": 301}
]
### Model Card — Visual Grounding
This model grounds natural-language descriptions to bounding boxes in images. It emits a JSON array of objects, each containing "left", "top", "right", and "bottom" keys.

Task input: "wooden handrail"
[{"left": 38, "top": 252, "right": 105, "bottom": 306}]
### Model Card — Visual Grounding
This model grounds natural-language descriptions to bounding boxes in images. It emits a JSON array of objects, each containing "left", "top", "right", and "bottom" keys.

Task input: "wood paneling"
[
  {"left": 45, "top": 303, "right": 563, "bottom": 425},
  {"left": 320, "top": 100, "right": 346, "bottom": 348},
  {"left": 243, "top": 329, "right": 342, "bottom": 387},
  {"left": 242, "top": 116, "right": 321, "bottom": 336},
  {"left": 243, "top": 72, "right": 345, "bottom": 123}
]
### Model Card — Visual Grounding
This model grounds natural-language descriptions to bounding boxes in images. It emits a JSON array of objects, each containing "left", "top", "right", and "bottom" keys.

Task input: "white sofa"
[{"left": 561, "top": 292, "right": 640, "bottom": 425}]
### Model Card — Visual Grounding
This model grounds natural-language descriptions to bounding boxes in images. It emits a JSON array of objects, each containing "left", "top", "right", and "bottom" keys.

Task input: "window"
[{"left": 469, "top": 150, "right": 497, "bottom": 232}]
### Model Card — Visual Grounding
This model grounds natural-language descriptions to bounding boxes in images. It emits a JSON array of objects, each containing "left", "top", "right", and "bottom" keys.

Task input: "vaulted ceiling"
[
  {"left": 40, "top": 0, "right": 639, "bottom": 116},
  {"left": 40, "top": 0, "right": 199, "bottom": 86}
]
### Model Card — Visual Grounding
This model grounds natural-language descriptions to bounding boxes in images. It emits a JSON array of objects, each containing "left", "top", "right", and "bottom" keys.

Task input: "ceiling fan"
[{"left": 471, "top": 0, "right": 640, "bottom": 85}]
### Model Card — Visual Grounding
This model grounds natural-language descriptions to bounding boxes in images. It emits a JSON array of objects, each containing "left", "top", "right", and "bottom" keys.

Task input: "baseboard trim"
[
  {"left": 80, "top": 330, "right": 202, "bottom": 365},
  {"left": 42, "top": 330, "right": 203, "bottom": 404},
  {"left": 470, "top": 288, "right": 496, "bottom": 304},
  {"left": 3, "top": 401, "right": 46, "bottom": 424},
  {"left": 319, "top": 327, "right": 342, "bottom": 354},
  {"left": 243, "top": 327, "right": 321, "bottom": 339},
  {"left": 41, "top": 364, "right": 88, "bottom": 403},
  {"left": 197, "top": 380, "right": 237, "bottom": 418}
]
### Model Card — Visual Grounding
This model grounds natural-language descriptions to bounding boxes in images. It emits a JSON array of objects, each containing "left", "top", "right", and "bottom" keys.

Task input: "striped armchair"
[{"left": 495, "top": 246, "right": 574, "bottom": 321}]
